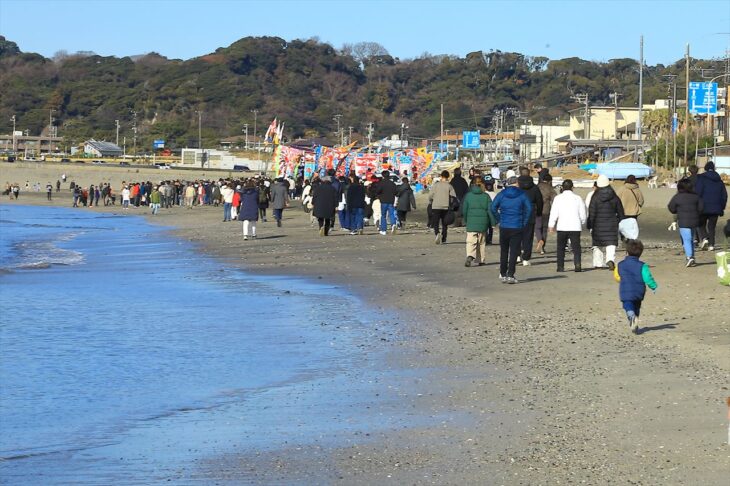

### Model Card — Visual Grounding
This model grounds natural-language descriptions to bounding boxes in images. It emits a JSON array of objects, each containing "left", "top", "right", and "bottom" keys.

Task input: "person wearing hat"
[
  {"left": 587, "top": 175, "right": 625, "bottom": 270},
  {"left": 490, "top": 176, "right": 532, "bottom": 284},
  {"left": 517, "top": 168, "right": 543, "bottom": 265},
  {"left": 548, "top": 179, "right": 586, "bottom": 272},
  {"left": 695, "top": 162, "right": 728, "bottom": 251}
]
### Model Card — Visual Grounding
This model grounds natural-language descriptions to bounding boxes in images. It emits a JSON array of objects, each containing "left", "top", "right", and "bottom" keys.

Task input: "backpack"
[{"left": 258, "top": 189, "right": 268, "bottom": 204}]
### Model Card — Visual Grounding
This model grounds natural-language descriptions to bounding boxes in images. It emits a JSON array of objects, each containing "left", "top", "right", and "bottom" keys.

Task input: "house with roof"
[{"left": 84, "top": 139, "right": 123, "bottom": 157}]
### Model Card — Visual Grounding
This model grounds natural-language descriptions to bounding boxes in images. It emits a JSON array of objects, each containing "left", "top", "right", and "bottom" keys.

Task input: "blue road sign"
[
  {"left": 153, "top": 139, "right": 165, "bottom": 149},
  {"left": 462, "top": 131, "right": 480, "bottom": 149},
  {"left": 689, "top": 82, "right": 718, "bottom": 115}
]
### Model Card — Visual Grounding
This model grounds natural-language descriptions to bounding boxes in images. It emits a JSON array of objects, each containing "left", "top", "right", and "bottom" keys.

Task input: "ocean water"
[{"left": 0, "top": 205, "right": 416, "bottom": 484}]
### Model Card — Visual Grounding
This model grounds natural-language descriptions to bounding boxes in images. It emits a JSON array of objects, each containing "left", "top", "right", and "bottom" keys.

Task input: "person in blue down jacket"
[
  {"left": 695, "top": 162, "right": 728, "bottom": 251},
  {"left": 238, "top": 180, "right": 260, "bottom": 240},
  {"left": 490, "top": 176, "right": 532, "bottom": 284}
]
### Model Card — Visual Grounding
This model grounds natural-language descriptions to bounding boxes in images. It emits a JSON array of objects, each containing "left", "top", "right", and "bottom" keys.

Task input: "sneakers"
[
  {"left": 699, "top": 238, "right": 709, "bottom": 250},
  {"left": 435, "top": 234, "right": 441, "bottom": 244},
  {"left": 379, "top": 230, "right": 387, "bottom": 236},
  {"left": 350, "top": 230, "right": 358, "bottom": 235},
  {"left": 708, "top": 246, "right": 715, "bottom": 251},
  {"left": 686, "top": 256, "right": 696, "bottom": 267},
  {"left": 277, "top": 220, "right": 282, "bottom": 227},
  {"left": 243, "top": 235, "right": 248, "bottom": 241},
  {"left": 465, "top": 256, "right": 475, "bottom": 267},
  {"left": 500, "top": 275, "right": 508, "bottom": 284},
  {"left": 629, "top": 314, "right": 640, "bottom": 334},
  {"left": 390, "top": 225, "right": 397, "bottom": 235},
  {"left": 522, "top": 260, "right": 531, "bottom": 266},
  {"left": 505, "top": 276, "right": 519, "bottom": 284},
  {"left": 516, "top": 255, "right": 522, "bottom": 263},
  {"left": 606, "top": 260, "right": 615, "bottom": 271}
]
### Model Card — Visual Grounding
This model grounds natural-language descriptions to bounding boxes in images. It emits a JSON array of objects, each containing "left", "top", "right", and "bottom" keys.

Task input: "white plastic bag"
[{"left": 619, "top": 218, "right": 639, "bottom": 240}]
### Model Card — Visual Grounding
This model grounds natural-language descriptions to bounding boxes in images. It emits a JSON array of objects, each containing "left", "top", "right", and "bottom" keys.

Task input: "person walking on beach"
[
  {"left": 668, "top": 178, "right": 703, "bottom": 267},
  {"left": 616, "top": 175, "right": 644, "bottom": 222},
  {"left": 55, "top": 179, "right": 60, "bottom": 193},
  {"left": 517, "top": 169, "right": 543, "bottom": 266},
  {"left": 46, "top": 182, "right": 53, "bottom": 201},
  {"left": 588, "top": 175, "right": 624, "bottom": 270},
  {"left": 429, "top": 170, "right": 457, "bottom": 244},
  {"left": 491, "top": 176, "right": 532, "bottom": 284},
  {"left": 231, "top": 185, "right": 241, "bottom": 220},
  {"left": 239, "top": 179, "right": 259, "bottom": 240},
  {"left": 548, "top": 179, "right": 586, "bottom": 272},
  {"left": 614, "top": 239, "right": 658, "bottom": 334},
  {"left": 121, "top": 186, "right": 131, "bottom": 209},
  {"left": 695, "top": 162, "right": 728, "bottom": 251},
  {"left": 450, "top": 167, "right": 469, "bottom": 226},
  {"left": 313, "top": 176, "right": 338, "bottom": 236},
  {"left": 395, "top": 177, "right": 416, "bottom": 230},
  {"left": 461, "top": 178, "right": 497, "bottom": 267},
  {"left": 375, "top": 170, "right": 398, "bottom": 235},
  {"left": 270, "top": 178, "right": 289, "bottom": 227},
  {"left": 535, "top": 173, "right": 556, "bottom": 255},
  {"left": 221, "top": 183, "right": 234, "bottom": 222},
  {"left": 258, "top": 180, "right": 270, "bottom": 222},
  {"left": 149, "top": 186, "right": 161, "bottom": 215},
  {"left": 346, "top": 173, "right": 366, "bottom": 235},
  {"left": 184, "top": 183, "right": 195, "bottom": 209}
]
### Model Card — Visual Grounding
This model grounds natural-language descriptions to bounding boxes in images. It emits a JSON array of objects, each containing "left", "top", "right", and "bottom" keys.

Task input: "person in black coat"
[
  {"left": 695, "top": 162, "right": 728, "bottom": 251},
  {"left": 395, "top": 178, "right": 417, "bottom": 229},
  {"left": 517, "top": 172, "right": 543, "bottom": 265},
  {"left": 450, "top": 168, "right": 469, "bottom": 226},
  {"left": 346, "top": 174, "right": 366, "bottom": 235},
  {"left": 587, "top": 175, "right": 624, "bottom": 270},
  {"left": 313, "top": 177, "right": 338, "bottom": 236},
  {"left": 668, "top": 178, "right": 703, "bottom": 266}
]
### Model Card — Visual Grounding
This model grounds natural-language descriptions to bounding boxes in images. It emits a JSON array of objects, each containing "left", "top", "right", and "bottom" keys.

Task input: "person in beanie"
[
  {"left": 239, "top": 179, "right": 260, "bottom": 240},
  {"left": 614, "top": 239, "right": 658, "bottom": 334},
  {"left": 667, "top": 178, "right": 703, "bottom": 267},
  {"left": 491, "top": 176, "right": 532, "bottom": 284},
  {"left": 461, "top": 178, "right": 497, "bottom": 267},
  {"left": 548, "top": 179, "right": 586, "bottom": 272},
  {"left": 588, "top": 174, "right": 624, "bottom": 270}
]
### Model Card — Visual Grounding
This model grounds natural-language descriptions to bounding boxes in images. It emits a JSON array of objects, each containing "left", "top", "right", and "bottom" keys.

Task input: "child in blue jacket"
[{"left": 613, "top": 239, "right": 658, "bottom": 334}]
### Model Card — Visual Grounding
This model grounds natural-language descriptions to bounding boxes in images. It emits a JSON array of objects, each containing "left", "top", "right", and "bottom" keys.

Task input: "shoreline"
[{"left": 2, "top": 183, "right": 729, "bottom": 483}]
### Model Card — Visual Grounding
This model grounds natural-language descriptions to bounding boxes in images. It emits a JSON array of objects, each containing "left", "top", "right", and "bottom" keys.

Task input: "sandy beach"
[{"left": 2, "top": 161, "right": 729, "bottom": 484}]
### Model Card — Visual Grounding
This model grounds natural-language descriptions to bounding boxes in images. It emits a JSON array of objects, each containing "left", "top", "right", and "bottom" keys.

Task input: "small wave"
[
  {"left": 0, "top": 267, "right": 14, "bottom": 275},
  {"left": 8, "top": 237, "right": 85, "bottom": 270},
  {"left": 17, "top": 262, "right": 52, "bottom": 270}
]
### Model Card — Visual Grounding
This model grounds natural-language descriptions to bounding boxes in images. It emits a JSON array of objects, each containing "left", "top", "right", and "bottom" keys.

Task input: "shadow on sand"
[{"left": 638, "top": 323, "right": 678, "bottom": 335}]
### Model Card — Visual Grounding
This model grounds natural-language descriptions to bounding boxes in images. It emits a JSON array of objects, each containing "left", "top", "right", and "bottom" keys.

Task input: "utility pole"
[
  {"left": 132, "top": 111, "right": 137, "bottom": 160},
  {"left": 333, "top": 114, "right": 342, "bottom": 146},
  {"left": 11, "top": 115, "right": 16, "bottom": 153},
  {"left": 251, "top": 109, "right": 258, "bottom": 146},
  {"left": 195, "top": 110, "right": 202, "bottom": 150},
  {"left": 243, "top": 123, "right": 249, "bottom": 149},
  {"left": 572, "top": 94, "right": 590, "bottom": 139},
  {"left": 115, "top": 119, "right": 120, "bottom": 146},
  {"left": 683, "top": 44, "right": 690, "bottom": 168},
  {"left": 348, "top": 126, "right": 353, "bottom": 145},
  {"left": 440, "top": 103, "right": 444, "bottom": 153},
  {"left": 367, "top": 122, "right": 374, "bottom": 153},
  {"left": 635, "top": 35, "right": 644, "bottom": 162}
]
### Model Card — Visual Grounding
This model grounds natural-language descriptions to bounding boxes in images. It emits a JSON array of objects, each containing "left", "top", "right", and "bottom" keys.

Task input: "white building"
[
  {"left": 179, "top": 148, "right": 268, "bottom": 172},
  {"left": 519, "top": 124, "right": 571, "bottom": 160}
]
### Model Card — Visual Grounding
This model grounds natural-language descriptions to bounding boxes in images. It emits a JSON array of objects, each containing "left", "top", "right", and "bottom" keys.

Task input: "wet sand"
[{"left": 3, "top": 162, "right": 729, "bottom": 484}]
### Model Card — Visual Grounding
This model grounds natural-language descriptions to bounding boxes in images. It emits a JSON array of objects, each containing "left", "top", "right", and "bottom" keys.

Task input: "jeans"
[
  {"left": 622, "top": 299, "right": 643, "bottom": 318},
  {"left": 556, "top": 231, "right": 581, "bottom": 269},
  {"left": 380, "top": 203, "right": 396, "bottom": 232},
  {"left": 349, "top": 207, "right": 364, "bottom": 231},
  {"left": 679, "top": 227, "right": 694, "bottom": 258},
  {"left": 499, "top": 227, "right": 523, "bottom": 278},
  {"left": 338, "top": 209, "right": 350, "bottom": 230},
  {"left": 150, "top": 203, "right": 160, "bottom": 214},
  {"left": 698, "top": 214, "right": 719, "bottom": 247},
  {"left": 273, "top": 208, "right": 283, "bottom": 222},
  {"left": 223, "top": 202, "right": 232, "bottom": 221},
  {"left": 521, "top": 222, "right": 535, "bottom": 261},
  {"left": 431, "top": 209, "right": 449, "bottom": 241}
]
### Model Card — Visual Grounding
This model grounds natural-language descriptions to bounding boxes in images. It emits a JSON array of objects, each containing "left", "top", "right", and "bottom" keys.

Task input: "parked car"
[
  {"left": 60, "top": 158, "right": 71, "bottom": 163},
  {"left": 92, "top": 160, "right": 106, "bottom": 165},
  {"left": 232, "top": 165, "right": 251, "bottom": 172},
  {"left": 119, "top": 161, "right": 130, "bottom": 166},
  {"left": 6, "top": 155, "right": 15, "bottom": 163}
]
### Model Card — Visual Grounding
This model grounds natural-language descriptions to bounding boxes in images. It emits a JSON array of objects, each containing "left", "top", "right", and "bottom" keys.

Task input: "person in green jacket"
[
  {"left": 149, "top": 186, "right": 162, "bottom": 215},
  {"left": 461, "top": 179, "right": 497, "bottom": 267}
]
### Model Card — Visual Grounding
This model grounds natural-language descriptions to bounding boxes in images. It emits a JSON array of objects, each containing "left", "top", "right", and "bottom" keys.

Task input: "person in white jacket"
[{"left": 548, "top": 179, "right": 587, "bottom": 272}]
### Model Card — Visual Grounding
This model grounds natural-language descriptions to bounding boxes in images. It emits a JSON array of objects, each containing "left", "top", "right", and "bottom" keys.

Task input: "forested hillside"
[{"left": 0, "top": 35, "right": 723, "bottom": 149}]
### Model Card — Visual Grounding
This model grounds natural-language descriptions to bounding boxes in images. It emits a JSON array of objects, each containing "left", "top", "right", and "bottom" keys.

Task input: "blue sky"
[{"left": 0, "top": 0, "right": 728, "bottom": 64}]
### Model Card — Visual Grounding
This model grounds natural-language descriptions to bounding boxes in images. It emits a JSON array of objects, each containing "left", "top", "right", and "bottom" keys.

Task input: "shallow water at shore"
[{"left": 0, "top": 205, "right": 436, "bottom": 483}]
